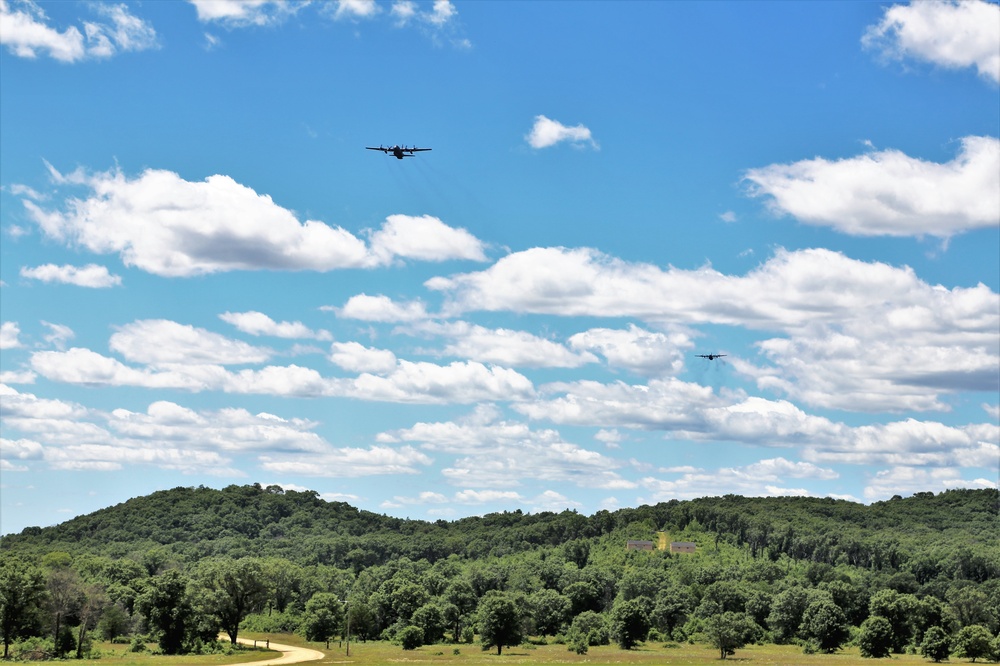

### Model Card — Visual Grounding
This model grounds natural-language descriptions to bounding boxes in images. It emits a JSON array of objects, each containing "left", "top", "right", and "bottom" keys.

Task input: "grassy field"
[
  {"left": 82, "top": 641, "right": 278, "bottom": 665},
  {"left": 74, "top": 632, "right": 955, "bottom": 665},
  {"left": 176, "top": 632, "right": 937, "bottom": 666}
]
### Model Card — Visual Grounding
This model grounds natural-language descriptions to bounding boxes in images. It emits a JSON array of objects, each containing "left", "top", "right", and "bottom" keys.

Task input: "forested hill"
[{"left": 2, "top": 485, "right": 997, "bottom": 579}]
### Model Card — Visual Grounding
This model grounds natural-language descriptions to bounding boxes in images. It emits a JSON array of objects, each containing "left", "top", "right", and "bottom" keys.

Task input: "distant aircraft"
[
  {"left": 696, "top": 354, "right": 727, "bottom": 360},
  {"left": 366, "top": 145, "right": 432, "bottom": 160}
]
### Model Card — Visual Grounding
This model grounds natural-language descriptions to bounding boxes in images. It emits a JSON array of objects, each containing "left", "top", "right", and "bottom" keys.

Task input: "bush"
[
  {"left": 129, "top": 636, "right": 148, "bottom": 653},
  {"left": 12, "top": 637, "right": 55, "bottom": 661},
  {"left": 398, "top": 625, "right": 424, "bottom": 650},
  {"left": 241, "top": 610, "right": 302, "bottom": 633}
]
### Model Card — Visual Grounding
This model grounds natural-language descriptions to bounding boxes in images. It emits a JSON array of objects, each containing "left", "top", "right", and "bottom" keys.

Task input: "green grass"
[
  {"left": 226, "top": 633, "right": 937, "bottom": 666},
  {"left": 83, "top": 641, "right": 278, "bottom": 665}
]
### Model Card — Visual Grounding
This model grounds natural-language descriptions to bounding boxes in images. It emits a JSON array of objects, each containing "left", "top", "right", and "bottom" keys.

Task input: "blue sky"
[{"left": 1, "top": 0, "right": 998, "bottom": 535}]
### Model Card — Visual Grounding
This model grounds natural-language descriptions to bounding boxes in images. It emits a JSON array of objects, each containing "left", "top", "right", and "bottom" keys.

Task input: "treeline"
[{"left": 0, "top": 486, "right": 998, "bottom": 660}]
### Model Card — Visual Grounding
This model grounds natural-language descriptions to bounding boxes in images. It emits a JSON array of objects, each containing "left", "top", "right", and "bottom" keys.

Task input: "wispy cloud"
[
  {"left": 20, "top": 264, "right": 121, "bottom": 288},
  {"left": 0, "top": 0, "right": 158, "bottom": 62}
]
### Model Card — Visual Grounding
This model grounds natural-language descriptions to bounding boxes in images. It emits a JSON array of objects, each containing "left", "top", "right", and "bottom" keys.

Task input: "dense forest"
[{"left": 1, "top": 485, "right": 998, "bottom": 660}]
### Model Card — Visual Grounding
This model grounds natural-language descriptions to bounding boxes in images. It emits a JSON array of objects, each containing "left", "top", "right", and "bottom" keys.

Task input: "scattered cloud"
[
  {"left": 22, "top": 166, "right": 488, "bottom": 277},
  {"left": 383, "top": 409, "right": 634, "bottom": 490},
  {"left": 110, "top": 319, "right": 273, "bottom": 365},
  {"left": 640, "top": 456, "right": 839, "bottom": 502},
  {"left": 20, "top": 263, "right": 121, "bottom": 288},
  {"left": 568, "top": 324, "right": 693, "bottom": 376},
  {"left": 526, "top": 115, "right": 599, "bottom": 150},
  {"left": 333, "top": 294, "right": 430, "bottom": 322},
  {"left": 404, "top": 320, "right": 597, "bottom": 368},
  {"left": 429, "top": 246, "right": 998, "bottom": 412},
  {"left": 220, "top": 311, "right": 332, "bottom": 341},
  {"left": 187, "top": 0, "right": 303, "bottom": 27},
  {"left": 0, "top": 0, "right": 158, "bottom": 62},
  {"left": 0, "top": 322, "right": 22, "bottom": 349},
  {"left": 744, "top": 136, "right": 1000, "bottom": 238},
  {"left": 368, "top": 214, "right": 487, "bottom": 264},
  {"left": 328, "top": 0, "right": 380, "bottom": 21},
  {"left": 41, "top": 322, "right": 73, "bottom": 350},
  {"left": 863, "top": 0, "right": 1000, "bottom": 83},
  {"left": 29, "top": 340, "right": 536, "bottom": 404},
  {"left": 863, "top": 465, "right": 997, "bottom": 501},
  {"left": 260, "top": 444, "right": 431, "bottom": 477},
  {"left": 329, "top": 341, "right": 398, "bottom": 374}
]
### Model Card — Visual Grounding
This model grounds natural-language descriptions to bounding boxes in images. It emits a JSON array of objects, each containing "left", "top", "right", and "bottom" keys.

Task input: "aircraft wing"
[
  {"left": 365, "top": 147, "right": 388, "bottom": 152},
  {"left": 407, "top": 148, "right": 432, "bottom": 152}
]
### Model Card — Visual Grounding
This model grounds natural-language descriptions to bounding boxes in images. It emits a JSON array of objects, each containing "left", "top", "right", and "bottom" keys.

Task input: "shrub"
[
  {"left": 568, "top": 635, "right": 588, "bottom": 655},
  {"left": 398, "top": 625, "right": 424, "bottom": 651}
]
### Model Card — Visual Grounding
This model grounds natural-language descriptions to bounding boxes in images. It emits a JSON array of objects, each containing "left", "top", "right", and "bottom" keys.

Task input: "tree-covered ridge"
[
  {"left": 1, "top": 486, "right": 998, "bottom": 660},
  {"left": 2, "top": 486, "right": 997, "bottom": 576}
]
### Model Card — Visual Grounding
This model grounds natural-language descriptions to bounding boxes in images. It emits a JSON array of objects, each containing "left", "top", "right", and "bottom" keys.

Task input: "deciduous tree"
[
  {"left": 610, "top": 597, "right": 651, "bottom": 650},
  {"left": 197, "top": 558, "right": 268, "bottom": 645},
  {"left": 919, "top": 625, "right": 951, "bottom": 663},
  {"left": 953, "top": 624, "right": 993, "bottom": 663},
  {"left": 858, "top": 615, "right": 893, "bottom": 659},
  {"left": 800, "top": 598, "right": 849, "bottom": 653},
  {"left": 0, "top": 558, "right": 47, "bottom": 659},
  {"left": 704, "top": 611, "right": 760, "bottom": 660},
  {"left": 476, "top": 591, "right": 523, "bottom": 656}
]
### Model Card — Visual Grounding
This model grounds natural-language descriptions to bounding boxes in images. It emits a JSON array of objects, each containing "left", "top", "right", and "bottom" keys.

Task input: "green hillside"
[{"left": 1, "top": 486, "right": 998, "bottom": 661}]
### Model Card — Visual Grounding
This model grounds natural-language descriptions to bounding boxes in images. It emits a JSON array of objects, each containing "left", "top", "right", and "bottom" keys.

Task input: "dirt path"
[{"left": 226, "top": 636, "right": 326, "bottom": 666}]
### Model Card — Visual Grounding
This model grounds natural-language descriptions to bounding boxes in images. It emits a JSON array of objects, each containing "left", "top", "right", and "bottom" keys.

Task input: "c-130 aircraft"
[{"left": 366, "top": 144, "right": 432, "bottom": 160}]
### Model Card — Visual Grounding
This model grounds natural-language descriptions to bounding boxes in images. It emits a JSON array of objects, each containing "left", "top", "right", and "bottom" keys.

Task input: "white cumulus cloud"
[
  {"left": 219, "top": 311, "right": 331, "bottom": 340},
  {"left": 110, "top": 319, "right": 272, "bottom": 366},
  {"left": 863, "top": 0, "right": 1000, "bottom": 83},
  {"left": 526, "top": 115, "right": 599, "bottom": 150},
  {"left": 23, "top": 166, "right": 487, "bottom": 277},
  {"left": 429, "top": 246, "right": 998, "bottom": 412},
  {"left": 333, "top": 294, "right": 430, "bottom": 322},
  {"left": 0, "top": 322, "right": 22, "bottom": 349},
  {"left": 744, "top": 136, "right": 1000, "bottom": 238}
]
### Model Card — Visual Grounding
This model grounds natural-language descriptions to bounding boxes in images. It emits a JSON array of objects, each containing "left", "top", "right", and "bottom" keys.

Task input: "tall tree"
[
  {"left": 857, "top": 616, "right": 893, "bottom": 659},
  {"left": 609, "top": 597, "right": 652, "bottom": 650},
  {"left": 45, "top": 563, "right": 81, "bottom": 656},
  {"left": 799, "top": 598, "right": 849, "bottom": 653},
  {"left": 197, "top": 558, "right": 269, "bottom": 645},
  {"left": 476, "top": 591, "right": 523, "bottom": 656},
  {"left": 301, "top": 592, "right": 343, "bottom": 648},
  {"left": 703, "top": 611, "right": 760, "bottom": 660},
  {"left": 953, "top": 624, "right": 994, "bottom": 663},
  {"left": 136, "top": 570, "right": 195, "bottom": 655},
  {"left": 919, "top": 626, "right": 951, "bottom": 663},
  {"left": 530, "top": 588, "right": 569, "bottom": 637},
  {"left": 0, "top": 558, "right": 47, "bottom": 659}
]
